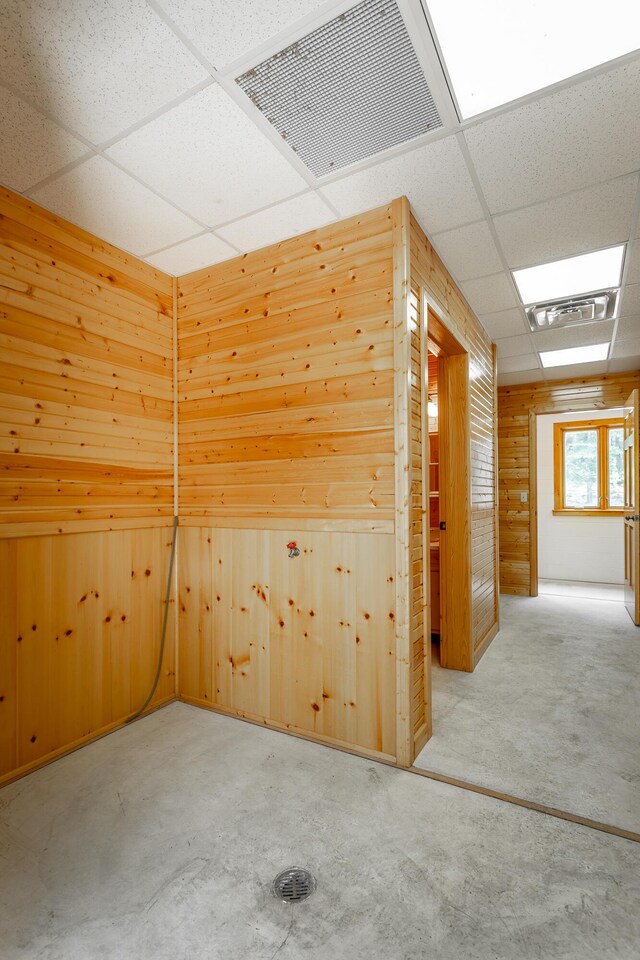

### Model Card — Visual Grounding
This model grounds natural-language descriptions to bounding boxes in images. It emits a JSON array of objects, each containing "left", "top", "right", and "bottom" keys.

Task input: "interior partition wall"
[{"left": 0, "top": 189, "right": 498, "bottom": 786}]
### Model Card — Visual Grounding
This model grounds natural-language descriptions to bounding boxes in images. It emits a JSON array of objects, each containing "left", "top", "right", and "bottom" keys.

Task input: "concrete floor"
[
  {"left": 538, "top": 579, "right": 625, "bottom": 602},
  {"left": 416, "top": 592, "right": 640, "bottom": 832},
  {"left": 1, "top": 702, "right": 639, "bottom": 960}
]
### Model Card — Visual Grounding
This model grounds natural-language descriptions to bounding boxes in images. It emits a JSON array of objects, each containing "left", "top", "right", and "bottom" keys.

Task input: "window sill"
[{"left": 552, "top": 509, "right": 625, "bottom": 518}]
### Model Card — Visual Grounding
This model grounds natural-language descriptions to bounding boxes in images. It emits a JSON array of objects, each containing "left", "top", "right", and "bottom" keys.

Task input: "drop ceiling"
[{"left": 0, "top": 0, "right": 639, "bottom": 385}]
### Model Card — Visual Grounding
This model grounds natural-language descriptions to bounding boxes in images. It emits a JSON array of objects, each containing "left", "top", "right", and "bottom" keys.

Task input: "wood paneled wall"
[
  {"left": 176, "top": 205, "right": 398, "bottom": 760},
  {"left": 0, "top": 528, "right": 176, "bottom": 782},
  {"left": 0, "top": 189, "right": 174, "bottom": 536},
  {"left": 177, "top": 205, "right": 394, "bottom": 526},
  {"left": 178, "top": 527, "right": 396, "bottom": 758},
  {"left": 409, "top": 287, "right": 429, "bottom": 753},
  {"left": 409, "top": 215, "right": 498, "bottom": 661},
  {"left": 0, "top": 188, "right": 176, "bottom": 784},
  {"left": 498, "top": 372, "right": 640, "bottom": 595}
]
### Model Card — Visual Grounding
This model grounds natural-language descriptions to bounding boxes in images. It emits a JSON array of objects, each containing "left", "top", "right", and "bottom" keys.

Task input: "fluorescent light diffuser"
[
  {"left": 513, "top": 246, "right": 625, "bottom": 305},
  {"left": 425, "top": 0, "right": 640, "bottom": 117},
  {"left": 539, "top": 342, "right": 610, "bottom": 368}
]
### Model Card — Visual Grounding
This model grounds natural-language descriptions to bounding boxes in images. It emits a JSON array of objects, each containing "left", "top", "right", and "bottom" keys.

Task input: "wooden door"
[
  {"left": 437, "top": 352, "right": 472, "bottom": 670},
  {"left": 623, "top": 390, "right": 640, "bottom": 625}
]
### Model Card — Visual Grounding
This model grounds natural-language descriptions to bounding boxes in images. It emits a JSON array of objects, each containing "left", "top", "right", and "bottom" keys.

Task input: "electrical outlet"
[{"left": 520, "top": 491, "right": 528, "bottom": 504}]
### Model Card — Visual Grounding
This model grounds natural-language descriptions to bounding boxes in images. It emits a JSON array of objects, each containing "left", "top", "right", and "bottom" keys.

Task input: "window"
[{"left": 553, "top": 418, "right": 624, "bottom": 515}]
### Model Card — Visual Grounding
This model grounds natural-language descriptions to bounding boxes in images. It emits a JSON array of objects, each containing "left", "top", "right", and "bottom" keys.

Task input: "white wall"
[{"left": 537, "top": 409, "right": 624, "bottom": 584}]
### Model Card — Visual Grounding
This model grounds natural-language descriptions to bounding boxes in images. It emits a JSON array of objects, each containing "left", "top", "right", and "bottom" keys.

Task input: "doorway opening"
[
  {"left": 424, "top": 302, "right": 472, "bottom": 673},
  {"left": 535, "top": 408, "right": 625, "bottom": 602}
]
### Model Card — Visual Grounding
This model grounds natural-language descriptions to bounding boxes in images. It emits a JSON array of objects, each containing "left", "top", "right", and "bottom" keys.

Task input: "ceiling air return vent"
[
  {"left": 236, "top": 0, "right": 442, "bottom": 178},
  {"left": 526, "top": 289, "right": 619, "bottom": 332}
]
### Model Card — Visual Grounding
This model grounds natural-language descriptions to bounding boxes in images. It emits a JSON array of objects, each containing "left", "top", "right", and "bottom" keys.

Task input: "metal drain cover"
[{"left": 272, "top": 867, "right": 316, "bottom": 903}]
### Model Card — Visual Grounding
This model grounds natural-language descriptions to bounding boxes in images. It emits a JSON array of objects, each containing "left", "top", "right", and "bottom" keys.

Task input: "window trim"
[{"left": 553, "top": 417, "right": 624, "bottom": 517}]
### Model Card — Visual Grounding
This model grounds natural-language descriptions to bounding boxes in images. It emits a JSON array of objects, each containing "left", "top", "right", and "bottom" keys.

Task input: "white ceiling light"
[
  {"left": 512, "top": 245, "right": 625, "bottom": 305},
  {"left": 424, "top": 0, "right": 640, "bottom": 118},
  {"left": 539, "top": 342, "right": 610, "bottom": 368}
]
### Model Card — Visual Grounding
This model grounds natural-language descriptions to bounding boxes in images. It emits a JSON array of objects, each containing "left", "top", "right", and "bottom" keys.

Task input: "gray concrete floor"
[
  {"left": 416, "top": 592, "right": 640, "bottom": 832},
  {"left": 1, "top": 702, "right": 639, "bottom": 960},
  {"left": 539, "top": 579, "right": 625, "bottom": 602}
]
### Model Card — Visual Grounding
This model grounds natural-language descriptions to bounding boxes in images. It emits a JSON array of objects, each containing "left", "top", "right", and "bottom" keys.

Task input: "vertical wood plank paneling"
[
  {"left": 0, "top": 527, "right": 176, "bottom": 782},
  {"left": 498, "top": 372, "right": 640, "bottom": 595},
  {"left": 176, "top": 205, "right": 400, "bottom": 760},
  {"left": 178, "top": 527, "right": 397, "bottom": 759},
  {"left": 0, "top": 540, "right": 17, "bottom": 772}
]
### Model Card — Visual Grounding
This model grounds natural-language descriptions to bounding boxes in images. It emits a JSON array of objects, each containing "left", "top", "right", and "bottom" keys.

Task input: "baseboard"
[
  {"left": 0, "top": 695, "right": 176, "bottom": 790},
  {"left": 473, "top": 621, "right": 499, "bottom": 668},
  {"left": 178, "top": 695, "right": 397, "bottom": 765}
]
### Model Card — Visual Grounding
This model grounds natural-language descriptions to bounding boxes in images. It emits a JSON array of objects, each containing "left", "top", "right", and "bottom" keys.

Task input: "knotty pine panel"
[
  {"left": 498, "top": 372, "right": 640, "bottom": 595},
  {"left": 409, "top": 287, "right": 428, "bottom": 749},
  {"left": 0, "top": 526, "right": 176, "bottom": 783},
  {"left": 409, "top": 215, "right": 498, "bottom": 657},
  {"left": 178, "top": 526, "right": 396, "bottom": 759},
  {"left": 0, "top": 188, "right": 174, "bottom": 536},
  {"left": 177, "top": 205, "right": 395, "bottom": 526}
]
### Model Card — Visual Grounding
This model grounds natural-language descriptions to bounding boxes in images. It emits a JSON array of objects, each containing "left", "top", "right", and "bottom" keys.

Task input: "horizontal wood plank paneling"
[
  {"left": 409, "top": 215, "right": 498, "bottom": 656},
  {"left": 498, "top": 372, "right": 640, "bottom": 595},
  {"left": 0, "top": 526, "right": 176, "bottom": 783},
  {"left": 0, "top": 188, "right": 177, "bottom": 786},
  {"left": 0, "top": 188, "right": 174, "bottom": 535},
  {"left": 176, "top": 207, "right": 400, "bottom": 759},
  {"left": 177, "top": 205, "right": 394, "bottom": 526}
]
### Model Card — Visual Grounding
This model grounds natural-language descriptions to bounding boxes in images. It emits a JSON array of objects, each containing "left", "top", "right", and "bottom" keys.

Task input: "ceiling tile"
[
  {"left": 531, "top": 320, "right": 615, "bottom": 352},
  {"left": 320, "top": 136, "right": 484, "bottom": 234},
  {"left": 464, "top": 59, "right": 640, "bottom": 215},
  {"left": 0, "top": 87, "right": 88, "bottom": 193},
  {"left": 478, "top": 308, "right": 529, "bottom": 340},
  {"left": 498, "top": 369, "right": 544, "bottom": 386},
  {"left": 0, "top": 0, "right": 208, "bottom": 144},
  {"left": 493, "top": 175, "right": 639, "bottom": 269},
  {"left": 154, "top": 0, "right": 327, "bottom": 70},
  {"left": 608, "top": 356, "right": 640, "bottom": 373},
  {"left": 614, "top": 314, "right": 640, "bottom": 341},
  {"left": 498, "top": 354, "right": 540, "bottom": 373},
  {"left": 460, "top": 273, "right": 518, "bottom": 315},
  {"left": 626, "top": 240, "right": 640, "bottom": 285},
  {"left": 30, "top": 156, "right": 201, "bottom": 256},
  {"left": 495, "top": 334, "right": 533, "bottom": 358},
  {"left": 542, "top": 360, "right": 609, "bottom": 381},
  {"left": 431, "top": 220, "right": 502, "bottom": 282},
  {"left": 106, "top": 85, "right": 307, "bottom": 227},
  {"left": 145, "top": 233, "right": 236, "bottom": 275},
  {"left": 612, "top": 338, "right": 640, "bottom": 359},
  {"left": 217, "top": 192, "right": 335, "bottom": 251},
  {"left": 619, "top": 283, "right": 640, "bottom": 317}
]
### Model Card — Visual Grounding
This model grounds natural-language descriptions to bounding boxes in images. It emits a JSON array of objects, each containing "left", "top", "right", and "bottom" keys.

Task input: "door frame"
[
  {"left": 528, "top": 400, "right": 627, "bottom": 597},
  {"left": 623, "top": 389, "right": 640, "bottom": 624},
  {"left": 424, "top": 294, "right": 473, "bottom": 672}
]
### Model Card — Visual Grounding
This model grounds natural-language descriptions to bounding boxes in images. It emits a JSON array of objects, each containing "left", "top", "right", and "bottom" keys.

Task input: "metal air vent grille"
[
  {"left": 526, "top": 289, "right": 619, "bottom": 332},
  {"left": 236, "top": 0, "right": 442, "bottom": 178}
]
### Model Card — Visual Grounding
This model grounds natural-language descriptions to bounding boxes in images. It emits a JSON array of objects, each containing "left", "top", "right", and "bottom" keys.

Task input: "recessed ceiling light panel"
[
  {"left": 236, "top": 0, "right": 443, "bottom": 178},
  {"left": 539, "top": 342, "right": 610, "bottom": 368},
  {"left": 513, "top": 245, "right": 625, "bottom": 305},
  {"left": 425, "top": 0, "right": 640, "bottom": 118},
  {"left": 526, "top": 289, "right": 619, "bottom": 332}
]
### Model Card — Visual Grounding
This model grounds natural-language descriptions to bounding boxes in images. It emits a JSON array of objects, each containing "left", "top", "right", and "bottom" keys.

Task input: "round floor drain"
[{"left": 272, "top": 867, "right": 316, "bottom": 903}]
